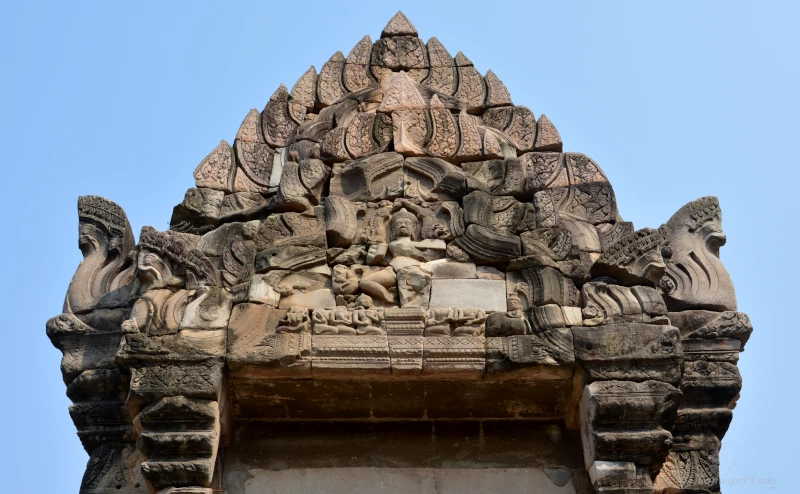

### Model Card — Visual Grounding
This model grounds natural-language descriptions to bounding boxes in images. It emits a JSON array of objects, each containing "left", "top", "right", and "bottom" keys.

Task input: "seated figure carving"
[
  {"left": 453, "top": 308, "right": 486, "bottom": 336},
  {"left": 486, "top": 293, "right": 530, "bottom": 337},
  {"left": 276, "top": 306, "right": 312, "bottom": 334},
  {"left": 352, "top": 295, "right": 385, "bottom": 335},
  {"left": 425, "top": 307, "right": 455, "bottom": 336},
  {"left": 368, "top": 208, "right": 446, "bottom": 270},
  {"left": 313, "top": 308, "right": 356, "bottom": 335}
]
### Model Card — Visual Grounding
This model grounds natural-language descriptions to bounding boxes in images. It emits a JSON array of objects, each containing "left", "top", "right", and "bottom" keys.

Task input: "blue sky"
[{"left": 1, "top": 1, "right": 796, "bottom": 491}]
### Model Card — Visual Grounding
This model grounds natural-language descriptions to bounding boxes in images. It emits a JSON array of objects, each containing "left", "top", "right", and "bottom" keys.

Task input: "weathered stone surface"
[
  {"left": 50, "top": 13, "right": 751, "bottom": 493},
  {"left": 397, "top": 265, "right": 432, "bottom": 308},
  {"left": 235, "top": 109, "right": 264, "bottom": 143},
  {"left": 254, "top": 207, "right": 327, "bottom": 271},
  {"left": 485, "top": 330, "right": 574, "bottom": 379},
  {"left": 404, "top": 156, "right": 465, "bottom": 201},
  {"left": 669, "top": 310, "right": 752, "bottom": 348},
  {"left": 371, "top": 37, "right": 428, "bottom": 74},
  {"left": 428, "top": 278, "right": 506, "bottom": 311},
  {"left": 463, "top": 158, "right": 526, "bottom": 197},
  {"left": 388, "top": 336, "right": 424, "bottom": 375},
  {"left": 507, "top": 266, "right": 579, "bottom": 310},
  {"left": 426, "top": 259, "right": 477, "bottom": 279},
  {"left": 422, "top": 38, "right": 456, "bottom": 95},
  {"left": 455, "top": 110, "right": 482, "bottom": 160},
  {"left": 233, "top": 140, "right": 274, "bottom": 194},
  {"left": 484, "top": 294, "right": 530, "bottom": 337},
  {"left": 580, "top": 380, "right": 681, "bottom": 470},
  {"left": 343, "top": 36, "right": 374, "bottom": 92},
  {"left": 592, "top": 227, "right": 670, "bottom": 285},
  {"left": 392, "top": 109, "right": 428, "bottom": 156},
  {"left": 381, "top": 11, "right": 418, "bottom": 38},
  {"left": 378, "top": 70, "right": 426, "bottom": 113},
  {"left": 170, "top": 188, "right": 223, "bottom": 229},
  {"left": 277, "top": 159, "right": 329, "bottom": 212},
  {"left": 581, "top": 282, "right": 668, "bottom": 326},
  {"left": 573, "top": 323, "right": 683, "bottom": 384},
  {"left": 262, "top": 84, "right": 298, "bottom": 148},
  {"left": 484, "top": 70, "right": 512, "bottom": 108},
  {"left": 317, "top": 51, "right": 347, "bottom": 106},
  {"left": 193, "top": 140, "right": 234, "bottom": 193},
  {"left": 328, "top": 152, "right": 404, "bottom": 202},
  {"left": 291, "top": 66, "right": 318, "bottom": 111},
  {"left": 455, "top": 53, "right": 485, "bottom": 111},
  {"left": 311, "top": 335, "right": 390, "bottom": 377},
  {"left": 422, "top": 336, "right": 485, "bottom": 378},
  {"left": 534, "top": 114, "right": 562, "bottom": 152}
]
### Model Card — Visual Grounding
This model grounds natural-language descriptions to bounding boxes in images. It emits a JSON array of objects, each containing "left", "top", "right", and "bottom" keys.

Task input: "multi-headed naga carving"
[{"left": 49, "top": 12, "right": 750, "bottom": 494}]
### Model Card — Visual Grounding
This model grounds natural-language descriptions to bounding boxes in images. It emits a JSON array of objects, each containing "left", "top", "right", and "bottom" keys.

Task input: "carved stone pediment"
[{"left": 48, "top": 11, "right": 751, "bottom": 494}]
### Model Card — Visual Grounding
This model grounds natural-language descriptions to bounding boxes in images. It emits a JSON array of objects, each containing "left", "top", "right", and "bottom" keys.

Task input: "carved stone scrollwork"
[{"left": 50, "top": 12, "right": 751, "bottom": 494}]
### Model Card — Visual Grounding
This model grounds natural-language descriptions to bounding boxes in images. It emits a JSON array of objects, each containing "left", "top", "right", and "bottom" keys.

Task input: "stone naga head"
[
  {"left": 658, "top": 196, "right": 736, "bottom": 311},
  {"left": 67, "top": 196, "right": 136, "bottom": 313}
]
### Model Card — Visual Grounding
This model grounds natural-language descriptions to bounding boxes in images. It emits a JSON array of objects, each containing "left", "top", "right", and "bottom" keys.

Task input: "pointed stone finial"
[
  {"left": 381, "top": 11, "right": 418, "bottom": 38},
  {"left": 534, "top": 114, "right": 563, "bottom": 152},
  {"left": 454, "top": 52, "right": 473, "bottom": 67},
  {"left": 427, "top": 37, "right": 453, "bottom": 67},
  {"left": 290, "top": 66, "right": 317, "bottom": 111},
  {"left": 346, "top": 35, "right": 373, "bottom": 64},
  {"left": 235, "top": 109, "right": 264, "bottom": 143},
  {"left": 484, "top": 70, "right": 512, "bottom": 108}
]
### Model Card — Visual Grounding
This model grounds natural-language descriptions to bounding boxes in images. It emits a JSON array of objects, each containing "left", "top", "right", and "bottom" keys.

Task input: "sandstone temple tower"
[{"left": 48, "top": 12, "right": 751, "bottom": 494}]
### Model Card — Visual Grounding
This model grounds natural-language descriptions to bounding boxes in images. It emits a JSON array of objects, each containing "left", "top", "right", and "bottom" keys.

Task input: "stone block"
[
  {"left": 382, "top": 307, "right": 425, "bottom": 336},
  {"left": 573, "top": 323, "right": 683, "bottom": 384},
  {"left": 580, "top": 381, "right": 681, "bottom": 467},
  {"left": 425, "top": 259, "right": 477, "bottom": 279},
  {"left": 328, "top": 153, "right": 404, "bottom": 202},
  {"left": 128, "top": 361, "right": 223, "bottom": 401},
  {"left": 227, "top": 304, "right": 312, "bottom": 377},
  {"left": 422, "top": 336, "right": 485, "bottom": 379},
  {"left": 428, "top": 279, "right": 507, "bottom": 312},
  {"left": 388, "top": 336, "right": 424, "bottom": 376},
  {"left": 485, "top": 330, "right": 575, "bottom": 380}
]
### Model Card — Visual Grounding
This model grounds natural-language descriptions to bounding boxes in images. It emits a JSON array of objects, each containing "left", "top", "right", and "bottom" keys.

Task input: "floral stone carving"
[{"left": 48, "top": 11, "right": 751, "bottom": 494}]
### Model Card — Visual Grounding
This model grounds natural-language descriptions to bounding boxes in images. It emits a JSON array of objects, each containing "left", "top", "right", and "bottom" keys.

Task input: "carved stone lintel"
[
  {"left": 311, "top": 335, "right": 391, "bottom": 377},
  {"left": 422, "top": 336, "right": 485, "bottom": 378}
]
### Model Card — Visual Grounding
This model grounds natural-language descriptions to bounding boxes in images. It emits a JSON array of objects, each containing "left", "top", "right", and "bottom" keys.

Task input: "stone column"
[
  {"left": 573, "top": 323, "right": 684, "bottom": 493},
  {"left": 653, "top": 311, "right": 752, "bottom": 494}
]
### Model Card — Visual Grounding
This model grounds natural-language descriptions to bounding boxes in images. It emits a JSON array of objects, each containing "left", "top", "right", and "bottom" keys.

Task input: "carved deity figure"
[
  {"left": 658, "top": 197, "right": 736, "bottom": 311},
  {"left": 333, "top": 264, "right": 397, "bottom": 307},
  {"left": 277, "top": 306, "right": 312, "bottom": 334},
  {"left": 453, "top": 308, "right": 486, "bottom": 336},
  {"left": 425, "top": 307, "right": 455, "bottom": 336},
  {"left": 313, "top": 308, "right": 356, "bottom": 335},
  {"left": 332, "top": 264, "right": 359, "bottom": 306},
  {"left": 485, "top": 293, "right": 530, "bottom": 337},
  {"left": 352, "top": 295, "right": 385, "bottom": 335},
  {"left": 368, "top": 208, "right": 446, "bottom": 269}
]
